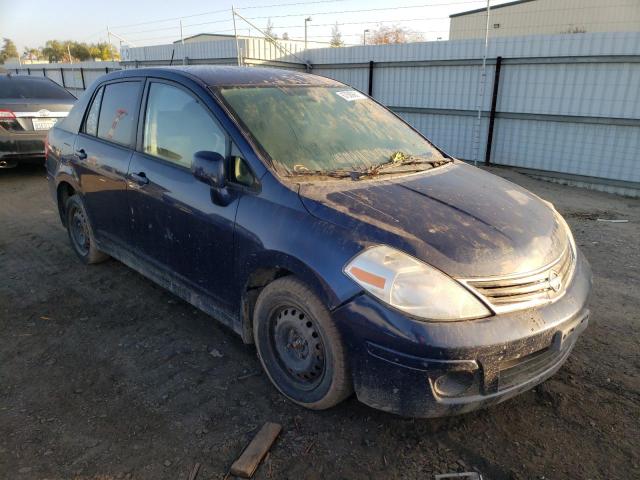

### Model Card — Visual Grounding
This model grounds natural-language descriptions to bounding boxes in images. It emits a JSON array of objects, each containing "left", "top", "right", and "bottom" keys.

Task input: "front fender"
[
  {"left": 240, "top": 249, "right": 342, "bottom": 311},
  {"left": 233, "top": 175, "right": 366, "bottom": 342}
]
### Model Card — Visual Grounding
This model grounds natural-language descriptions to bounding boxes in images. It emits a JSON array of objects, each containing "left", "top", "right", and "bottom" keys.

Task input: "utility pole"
[
  {"left": 363, "top": 29, "right": 370, "bottom": 45},
  {"left": 105, "top": 30, "right": 136, "bottom": 62},
  {"left": 233, "top": 9, "right": 308, "bottom": 68},
  {"left": 232, "top": 6, "right": 242, "bottom": 66},
  {"left": 304, "top": 17, "right": 312, "bottom": 49},
  {"left": 107, "top": 26, "right": 114, "bottom": 61},
  {"left": 472, "top": 0, "right": 491, "bottom": 166},
  {"left": 180, "top": 19, "right": 185, "bottom": 65}
]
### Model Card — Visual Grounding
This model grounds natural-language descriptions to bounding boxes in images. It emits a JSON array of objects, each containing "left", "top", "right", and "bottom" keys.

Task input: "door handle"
[
  {"left": 130, "top": 171, "right": 149, "bottom": 186},
  {"left": 76, "top": 148, "right": 87, "bottom": 160}
]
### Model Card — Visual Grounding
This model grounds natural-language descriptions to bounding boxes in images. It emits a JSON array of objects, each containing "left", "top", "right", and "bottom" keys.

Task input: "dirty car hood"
[{"left": 298, "top": 162, "right": 568, "bottom": 278}]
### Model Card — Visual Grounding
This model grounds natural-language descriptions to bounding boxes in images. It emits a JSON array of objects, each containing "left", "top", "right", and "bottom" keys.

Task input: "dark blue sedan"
[{"left": 46, "top": 66, "right": 591, "bottom": 417}]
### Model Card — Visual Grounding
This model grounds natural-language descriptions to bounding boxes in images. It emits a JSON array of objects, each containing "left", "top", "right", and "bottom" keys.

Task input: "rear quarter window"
[
  {"left": 84, "top": 87, "right": 104, "bottom": 136},
  {"left": 55, "top": 88, "right": 89, "bottom": 134}
]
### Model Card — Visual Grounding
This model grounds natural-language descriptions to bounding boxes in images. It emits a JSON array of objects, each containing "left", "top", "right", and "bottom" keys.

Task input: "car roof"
[
  {"left": 1, "top": 74, "right": 57, "bottom": 83},
  {"left": 108, "top": 66, "right": 344, "bottom": 88}
]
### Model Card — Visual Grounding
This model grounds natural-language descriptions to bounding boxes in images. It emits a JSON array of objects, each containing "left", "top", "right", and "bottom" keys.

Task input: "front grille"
[{"left": 461, "top": 245, "right": 575, "bottom": 314}]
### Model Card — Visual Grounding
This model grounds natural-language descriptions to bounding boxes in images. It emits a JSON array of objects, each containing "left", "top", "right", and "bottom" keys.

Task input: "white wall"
[{"left": 450, "top": 0, "right": 640, "bottom": 40}]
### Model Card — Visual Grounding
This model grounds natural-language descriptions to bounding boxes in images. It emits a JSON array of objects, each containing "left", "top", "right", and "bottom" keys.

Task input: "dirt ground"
[{"left": 1, "top": 164, "right": 638, "bottom": 480}]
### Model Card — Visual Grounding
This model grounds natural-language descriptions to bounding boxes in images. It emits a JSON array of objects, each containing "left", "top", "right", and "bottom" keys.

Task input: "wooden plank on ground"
[
  {"left": 187, "top": 462, "right": 200, "bottom": 480},
  {"left": 230, "top": 422, "right": 282, "bottom": 478}
]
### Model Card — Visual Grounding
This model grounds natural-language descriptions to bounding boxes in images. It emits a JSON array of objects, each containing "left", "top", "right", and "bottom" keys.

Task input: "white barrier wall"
[{"left": 12, "top": 62, "right": 120, "bottom": 98}]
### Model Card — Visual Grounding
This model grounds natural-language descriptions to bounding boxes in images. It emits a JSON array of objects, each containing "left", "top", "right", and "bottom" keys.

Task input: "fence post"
[
  {"left": 368, "top": 60, "right": 374, "bottom": 97},
  {"left": 80, "top": 67, "right": 85, "bottom": 89},
  {"left": 484, "top": 56, "right": 503, "bottom": 166},
  {"left": 60, "top": 68, "right": 66, "bottom": 88},
  {"left": 27, "top": 67, "right": 31, "bottom": 75}
]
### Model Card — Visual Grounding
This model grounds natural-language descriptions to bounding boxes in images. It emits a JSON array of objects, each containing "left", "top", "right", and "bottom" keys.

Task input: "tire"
[
  {"left": 253, "top": 276, "right": 353, "bottom": 410},
  {"left": 65, "top": 194, "right": 109, "bottom": 264}
]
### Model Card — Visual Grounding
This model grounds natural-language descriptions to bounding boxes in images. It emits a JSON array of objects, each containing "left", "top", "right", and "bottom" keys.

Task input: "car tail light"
[
  {"left": 0, "top": 109, "right": 16, "bottom": 119},
  {"left": 0, "top": 109, "right": 22, "bottom": 131}
]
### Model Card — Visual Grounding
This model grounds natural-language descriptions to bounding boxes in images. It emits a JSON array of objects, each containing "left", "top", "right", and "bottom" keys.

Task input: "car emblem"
[
  {"left": 548, "top": 270, "right": 562, "bottom": 293},
  {"left": 37, "top": 109, "right": 51, "bottom": 117}
]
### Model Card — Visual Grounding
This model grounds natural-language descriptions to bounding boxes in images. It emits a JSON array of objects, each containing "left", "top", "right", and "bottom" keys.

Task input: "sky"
[{"left": 0, "top": 0, "right": 507, "bottom": 52}]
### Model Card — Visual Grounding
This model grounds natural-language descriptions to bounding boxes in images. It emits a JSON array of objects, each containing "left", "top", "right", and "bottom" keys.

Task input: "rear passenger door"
[
  {"left": 74, "top": 80, "right": 143, "bottom": 246},
  {"left": 127, "top": 80, "right": 247, "bottom": 311}
]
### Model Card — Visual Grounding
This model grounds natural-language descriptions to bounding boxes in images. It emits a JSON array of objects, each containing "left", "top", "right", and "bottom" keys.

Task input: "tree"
[
  {"left": 42, "top": 40, "right": 66, "bottom": 62},
  {"left": 282, "top": 32, "right": 290, "bottom": 40},
  {"left": 330, "top": 22, "right": 344, "bottom": 47},
  {"left": 39, "top": 40, "right": 119, "bottom": 63},
  {"left": 22, "top": 46, "right": 44, "bottom": 61},
  {"left": 89, "top": 42, "right": 118, "bottom": 61},
  {"left": 367, "top": 25, "right": 423, "bottom": 45},
  {"left": 264, "top": 18, "right": 278, "bottom": 41},
  {"left": 0, "top": 38, "right": 19, "bottom": 63},
  {"left": 69, "top": 42, "right": 92, "bottom": 61}
]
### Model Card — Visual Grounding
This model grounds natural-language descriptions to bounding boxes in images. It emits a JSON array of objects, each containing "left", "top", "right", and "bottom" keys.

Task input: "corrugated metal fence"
[
  {"left": 12, "top": 62, "right": 121, "bottom": 98},
  {"left": 11, "top": 32, "right": 640, "bottom": 196},
  {"left": 306, "top": 32, "right": 640, "bottom": 196}
]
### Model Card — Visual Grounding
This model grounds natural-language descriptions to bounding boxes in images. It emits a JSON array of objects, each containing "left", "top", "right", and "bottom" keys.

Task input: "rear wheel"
[
  {"left": 253, "top": 277, "right": 352, "bottom": 409},
  {"left": 65, "top": 194, "right": 109, "bottom": 264}
]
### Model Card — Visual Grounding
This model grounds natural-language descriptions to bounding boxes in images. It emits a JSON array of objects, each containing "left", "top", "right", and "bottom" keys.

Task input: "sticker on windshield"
[{"left": 335, "top": 90, "right": 367, "bottom": 102}]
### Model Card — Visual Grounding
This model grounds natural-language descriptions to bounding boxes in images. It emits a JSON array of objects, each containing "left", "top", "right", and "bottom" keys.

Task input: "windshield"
[
  {"left": 0, "top": 76, "right": 75, "bottom": 100},
  {"left": 219, "top": 86, "right": 446, "bottom": 177}
]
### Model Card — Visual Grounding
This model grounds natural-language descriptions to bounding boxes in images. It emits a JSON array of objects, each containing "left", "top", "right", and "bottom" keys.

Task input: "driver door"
[{"left": 126, "top": 79, "right": 239, "bottom": 310}]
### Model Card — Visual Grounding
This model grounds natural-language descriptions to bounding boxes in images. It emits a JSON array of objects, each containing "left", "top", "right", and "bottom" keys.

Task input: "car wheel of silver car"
[
  {"left": 65, "top": 194, "right": 109, "bottom": 264},
  {"left": 253, "top": 276, "right": 353, "bottom": 410}
]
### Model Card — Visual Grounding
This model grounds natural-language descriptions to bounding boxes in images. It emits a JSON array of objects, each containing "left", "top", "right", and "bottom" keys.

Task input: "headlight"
[
  {"left": 344, "top": 245, "right": 491, "bottom": 321},
  {"left": 552, "top": 208, "right": 577, "bottom": 256}
]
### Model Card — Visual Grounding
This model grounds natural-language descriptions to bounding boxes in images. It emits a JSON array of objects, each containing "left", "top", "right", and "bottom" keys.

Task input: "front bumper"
[
  {"left": 332, "top": 249, "right": 592, "bottom": 417},
  {"left": 0, "top": 130, "right": 47, "bottom": 167}
]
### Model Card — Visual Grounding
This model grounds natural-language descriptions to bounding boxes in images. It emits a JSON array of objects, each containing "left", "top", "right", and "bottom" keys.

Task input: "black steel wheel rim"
[
  {"left": 269, "top": 306, "right": 326, "bottom": 389},
  {"left": 70, "top": 205, "right": 90, "bottom": 256}
]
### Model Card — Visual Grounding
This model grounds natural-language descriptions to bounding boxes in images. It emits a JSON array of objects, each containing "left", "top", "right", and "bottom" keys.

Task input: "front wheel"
[{"left": 253, "top": 277, "right": 352, "bottom": 410}]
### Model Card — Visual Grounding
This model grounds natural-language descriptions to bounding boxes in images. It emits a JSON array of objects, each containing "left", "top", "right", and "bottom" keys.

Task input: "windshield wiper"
[
  {"left": 288, "top": 168, "right": 364, "bottom": 180},
  {"left": 366, "top": 152, "right": 451, "bottom": 177},
  {"left": 288, "top": 153, "right": 451, "bottom": 181}
]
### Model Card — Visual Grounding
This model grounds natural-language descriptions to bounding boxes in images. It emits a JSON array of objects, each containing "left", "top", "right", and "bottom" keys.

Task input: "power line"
[
  {"left": 240, "top": 1, "right": 488, "bottom": 22},
  {"left": 111, "top": 0, "right": 349, "bottom": 30},
  {"left": 115, "top": 0, "right": 487, "bottom": 35},
  {"left": 265, "top": 17, "right": 454, "bottom": 30},
  {"left": 118, "top": 1, "right": 640, "bottom": 46},
  {"left": 123, "top": 16, "right": 452, "bottom": 41}
]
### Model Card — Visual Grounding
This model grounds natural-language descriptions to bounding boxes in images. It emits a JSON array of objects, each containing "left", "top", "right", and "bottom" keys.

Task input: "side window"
[
  {"left": 143, "top": 82, "right": 226, "bottom": 168},
  {"left": 97, "top": 82, "right": 141, "bottom": 146},
  {"left": 84, "top": 86, "right": 104, "bottom": 136}
]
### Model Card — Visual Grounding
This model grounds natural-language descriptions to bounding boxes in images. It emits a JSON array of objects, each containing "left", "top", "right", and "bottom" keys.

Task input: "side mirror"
[{"left": 192, "top": 150, "right": 225, "bottom": 188}]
